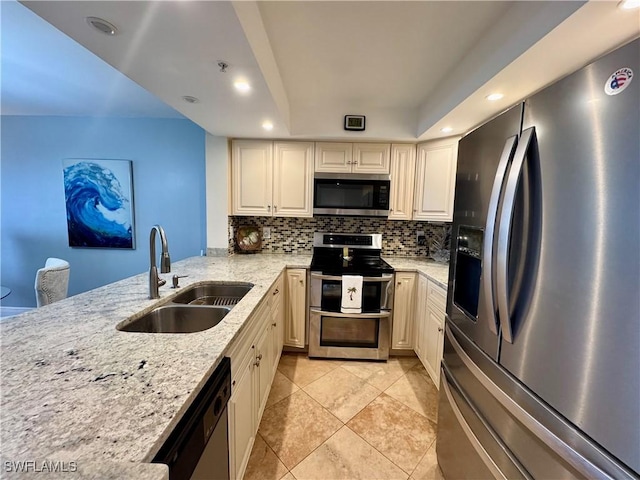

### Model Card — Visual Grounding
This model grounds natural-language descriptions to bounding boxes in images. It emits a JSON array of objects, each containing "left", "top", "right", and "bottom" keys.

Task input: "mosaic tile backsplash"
[{"left": 228, "top": 216, "right": 451, "bottom": 258}]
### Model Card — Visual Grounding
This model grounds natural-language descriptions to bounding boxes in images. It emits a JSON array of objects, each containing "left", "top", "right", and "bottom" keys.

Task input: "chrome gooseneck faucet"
[{"left": 149, "top": 225, "right": 171, "bottom": 299}]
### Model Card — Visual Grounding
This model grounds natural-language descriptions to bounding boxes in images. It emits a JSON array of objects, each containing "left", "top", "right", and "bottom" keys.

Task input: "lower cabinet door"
[
  {"left": 284, "top": 269, "right": 306, "bottom": 348},
  {"left": 424, "top": 305, "right": 445, "bottom": 386},
  {"left": 228, "top": 348, "right": 256, "bottom": 480},
  {"left": 392, "top": 272, "right": 416, "bottom": 349},
  {"left": 414, "top": 274, "right": 428, "bottom": 358},
  {"left": 256, "top": 325, "right": 272, "bottom": 420}
]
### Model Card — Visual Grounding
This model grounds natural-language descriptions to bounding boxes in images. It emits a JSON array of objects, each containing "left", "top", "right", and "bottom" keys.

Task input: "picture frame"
[
  {"left": 62, "top": 159, "right": 135, "bottom": 249},
  {"left": 344, "top": 115, "right": 366, "bottom": 131}
]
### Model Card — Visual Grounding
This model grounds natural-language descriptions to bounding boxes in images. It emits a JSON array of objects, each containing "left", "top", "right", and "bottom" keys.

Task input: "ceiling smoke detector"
[
  {"left": 85, "top": 17, "right": 118, "bottom": 36},
  {"left": 182, "top": 96, "right": 200, "bottom": 104}
]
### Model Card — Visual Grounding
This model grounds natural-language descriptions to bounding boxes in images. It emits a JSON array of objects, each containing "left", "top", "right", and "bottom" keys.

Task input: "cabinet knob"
[
  {"left": 272, "top": 322, "right": 277, "bottom": 327},
  {"left": 267, "top": 205, "right": 271, "bottom": 212},
  {"left": 254, "top": 359, "right": 261, "bottom": 367},
  {"left": 257, "top": 353, "right": 263, "bottom": 361},
  {"left": 389, "top": 208, "right": 393, "bottom": 212},
  {"left": 413, "top": 209, "right": 417, "bottom": 212},
  {"left": 397, "top": 282, "right": 401, "bottom": 286},
  {"left": 274, "top": 205, "right": 277, "bottom": 212},
  {"left": 273, "top": 288, "right": 279, "bottom": 295},
  {"left": 438, "top": 327, "right": 443, "bottom": 332},
  {"left": 299, "top": 279, "right": 304, "bottom": 284}
]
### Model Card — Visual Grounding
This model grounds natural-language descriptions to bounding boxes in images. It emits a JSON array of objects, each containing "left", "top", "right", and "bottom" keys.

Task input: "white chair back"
[{"left": 35, "top": 258, "right": 70, "bottom": 307}]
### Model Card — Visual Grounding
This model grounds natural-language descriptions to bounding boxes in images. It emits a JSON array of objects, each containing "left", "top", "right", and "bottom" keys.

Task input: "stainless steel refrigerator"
[{"left": 437, "top": 38, "right": 639, "bottom": 479}]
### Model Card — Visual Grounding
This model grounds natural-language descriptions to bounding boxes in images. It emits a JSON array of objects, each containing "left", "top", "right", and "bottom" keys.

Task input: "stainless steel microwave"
[{"left": 313, "top": 173, "right": 390, "bottom": 217}]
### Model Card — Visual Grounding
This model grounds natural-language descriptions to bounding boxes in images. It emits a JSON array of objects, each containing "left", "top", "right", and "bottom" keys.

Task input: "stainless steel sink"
[
  {"left": 171, "top": 282, "right": 253, "bottom": 307},
  {"left": 118, "top": 305, "right": 231, "bottom": 333}
]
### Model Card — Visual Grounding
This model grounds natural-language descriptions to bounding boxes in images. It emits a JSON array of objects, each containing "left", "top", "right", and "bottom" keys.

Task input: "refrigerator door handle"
[
  {"left": 483, "top": 135, "right": 518, "bottom": 335},
  {"left": 446, "top": 324, "right": 614, "bottom": 480},
  {"left": 496, "top": 127, "right": 535, "bottom": 343}
]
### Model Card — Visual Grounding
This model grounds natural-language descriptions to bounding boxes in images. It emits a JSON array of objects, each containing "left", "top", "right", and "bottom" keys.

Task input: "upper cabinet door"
[
  {"left": 232, "top": 140, "right": 273, "bottom": 216},
  {"left": 388, "top": 144, "right": 416, "bottom": 220},
  {"left": 273, "top": 142, "right": 314, "bottom": 217},
  {"left": 353, "top": 143, "right": 391, "bottom": 174},
  {"left": 314, "top": 142, "right": 353, "bottom": 173},
  {"left": 413, "top": 138, "right": 459, "bottom": 222}
]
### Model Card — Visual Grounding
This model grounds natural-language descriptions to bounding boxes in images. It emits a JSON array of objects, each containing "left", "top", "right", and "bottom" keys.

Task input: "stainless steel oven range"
[{"left": 309, "top": 232, "right": 394, "bottom": 360}]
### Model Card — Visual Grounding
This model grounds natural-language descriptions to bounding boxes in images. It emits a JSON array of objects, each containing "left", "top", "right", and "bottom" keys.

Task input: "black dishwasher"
[{"left": 154, "top": 357, "right": 231, "bottom": 480}]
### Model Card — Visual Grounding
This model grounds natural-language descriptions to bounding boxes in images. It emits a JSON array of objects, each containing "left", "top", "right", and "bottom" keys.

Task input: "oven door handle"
[
  {"left": 310, "top": 308, "right": 392, "bottom": 319},
  {"left": 310, "top": 273, "right": 394, "bottom": 282}
]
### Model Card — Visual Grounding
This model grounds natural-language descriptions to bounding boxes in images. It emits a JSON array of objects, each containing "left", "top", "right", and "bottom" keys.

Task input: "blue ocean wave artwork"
[{"left": 63, "top": 160, "right": 134, "bottom": 248}]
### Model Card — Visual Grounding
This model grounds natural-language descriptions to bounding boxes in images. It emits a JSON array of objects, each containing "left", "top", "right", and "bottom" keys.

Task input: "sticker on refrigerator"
[{"left": 604, "top": 67, "right": 633, "bottom": 95}]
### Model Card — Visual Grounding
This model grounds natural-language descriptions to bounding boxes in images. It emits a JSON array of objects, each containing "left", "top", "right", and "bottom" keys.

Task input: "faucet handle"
[{"left": 172, "top": 275, "right": 189, "bottom": 288}]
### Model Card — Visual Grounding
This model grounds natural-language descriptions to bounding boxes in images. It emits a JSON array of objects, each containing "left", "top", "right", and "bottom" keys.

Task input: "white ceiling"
[
  {"left": 0, "top": 1, "right": 183, "bottom": 119},
  {"left": 6, "top": 1, "right": 640, "bottom": 141}
]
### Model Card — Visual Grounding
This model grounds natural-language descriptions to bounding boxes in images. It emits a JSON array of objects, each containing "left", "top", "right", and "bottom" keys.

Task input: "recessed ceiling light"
[
  {"left": 441, "top": 127, "right": 453, "bottom": 133},
  {"left": 85, "top": 17, "right": 118, "bottom": 36},
  {"left": 487, "top": 93, "right": 504, "bottom": 102},
  {"left": 619, "top": 0, "right": 640, "bottom": 9},
  {"left": 182, "top": 96, "right": 199, "bottom": 104},
  {"left": 234, "top": 81, "right": 251, "bottom": 93},
  {"left": 486, "top": 93, "right": 504, "bottom": 101},
  {"left": 262, "top": 121, "right": 274, "bottom": 131}
]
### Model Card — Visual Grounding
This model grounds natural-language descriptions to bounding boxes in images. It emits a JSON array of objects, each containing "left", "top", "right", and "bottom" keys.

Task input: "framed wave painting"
[{"left": 63, "top": 159, "right": 135, "bottom": 249}]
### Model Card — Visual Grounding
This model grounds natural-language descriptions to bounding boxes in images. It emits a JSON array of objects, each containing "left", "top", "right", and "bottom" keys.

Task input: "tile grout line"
[
  {"left": 409, "top": 437, "right": 437, "bottom": 478},
  {"left": 270, "top": 356, "right": 435, "bottom": 478},
  {"left": 383, "top": 368, "right": 436, "bottom": 421},
  {"left": 287, "top": 422, "right": 347, "bottom": 476},
  {"left": 258, "top": 386, "right": 346, "bottom": 473}
]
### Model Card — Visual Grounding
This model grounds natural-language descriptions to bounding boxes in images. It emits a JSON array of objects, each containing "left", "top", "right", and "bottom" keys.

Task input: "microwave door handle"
[
  {"left": 496, "top": 127, "right": 535, "bottom": 343},
  {"left": 482, "top": 135, "right": 518, "bottom": 336}
]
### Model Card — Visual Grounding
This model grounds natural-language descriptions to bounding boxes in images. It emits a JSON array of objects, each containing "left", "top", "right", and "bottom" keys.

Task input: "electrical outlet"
[
  {"left": 417, "top": 230, "right": 426, "bottom": 246},
  {"left": 263, "top": 227, "right": 272, "bottom": 239}
]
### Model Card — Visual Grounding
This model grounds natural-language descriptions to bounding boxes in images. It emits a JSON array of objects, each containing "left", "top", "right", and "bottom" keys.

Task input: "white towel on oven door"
[{"left": 341, "top": 275, "right": 363, "bottom": 314}]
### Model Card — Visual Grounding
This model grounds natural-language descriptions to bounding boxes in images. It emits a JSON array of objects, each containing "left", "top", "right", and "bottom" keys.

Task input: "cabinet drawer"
[
  {"left": 228, "top": 296, "right": 270, "bottom": 381},
  {"left": 427, "top": 280, "right": 447, "bottom": 313},
  {"left": 270, "top": 273, "right": 284, "bottom": 300}
]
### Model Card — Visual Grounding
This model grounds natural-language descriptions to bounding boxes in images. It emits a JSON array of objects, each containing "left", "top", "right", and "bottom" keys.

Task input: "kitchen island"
[{"left": 0, "top": 254, "right": 448, "bottom": 478}]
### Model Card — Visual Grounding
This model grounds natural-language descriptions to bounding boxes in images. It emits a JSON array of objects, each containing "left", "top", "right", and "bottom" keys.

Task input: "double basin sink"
[{"left": 117, "top": 282, "right": 253, "bottom": 334}]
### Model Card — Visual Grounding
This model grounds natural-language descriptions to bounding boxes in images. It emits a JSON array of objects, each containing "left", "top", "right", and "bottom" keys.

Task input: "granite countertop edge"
[{"left": 0, "top": 253, "right": 448, "bottom": 478}]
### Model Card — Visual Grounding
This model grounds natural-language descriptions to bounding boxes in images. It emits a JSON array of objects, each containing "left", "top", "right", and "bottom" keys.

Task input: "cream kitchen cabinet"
[
  {"left": 232, "top": 140, "right": 314, "bottom": 217},
  {"left": 413, "top": 137, "right": 459, "bottom": 222},
  {"left": 228, "top": 276, "right": 284, "bottom": 480},
  {"left": 413, "top": 274, "right": 429, "bottom": 358},
  {"left": 231, "top": 139, "right": 272, "bottom": 216},
  {"left": 314, "top": 142, "right": 391, "bottom": 174},
  {"left": 391, "top": 272, "right": 417, "bottom": 350},
  {"left": 269, "top": 273, "right": 285, "bottom": 375},
  {"left": 388, "top": 144, "right": 416, "bottom": 220},
  {"left": 314, "top": 142, "right": 352, "bottom": 173},
  {"left": 228, "top": 343, "right": 256, "bottom": 480},
  {"left": 284, "top": 269, "right": 307, "bottom": 348},
  {"left": 423, "top": 302, "right": 445, "bottom": 387},
  {"left": 414, "top": 276, "right": 447, "bottom": 388}
]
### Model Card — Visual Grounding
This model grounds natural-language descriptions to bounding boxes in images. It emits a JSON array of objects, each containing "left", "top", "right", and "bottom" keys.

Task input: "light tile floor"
[{"left": 244, "top": 353, "right": 445, "bottom": 480}]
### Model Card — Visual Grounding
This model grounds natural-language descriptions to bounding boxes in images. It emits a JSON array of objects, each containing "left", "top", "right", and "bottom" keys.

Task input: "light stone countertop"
[
  {"left": 384, "top": 257, "right": 450, "bottom": 289},
  {"left": 0, "top": 253, "right": 447, "bottom": 477}
]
